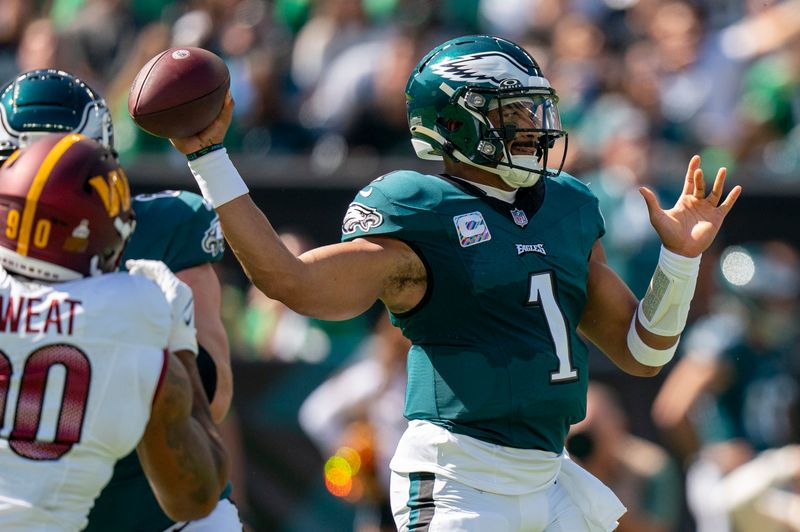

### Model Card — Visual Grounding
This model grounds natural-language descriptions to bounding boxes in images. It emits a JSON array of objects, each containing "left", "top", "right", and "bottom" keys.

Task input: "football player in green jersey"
[
  {"left": 172, "top": 35, "right": 741, "bottom": 531},
  {"left": 0, "top": 70, "right": 242, "bottom": 531},
  {"left": 89, "top": 190, "right": 240, "bottom": 532}
]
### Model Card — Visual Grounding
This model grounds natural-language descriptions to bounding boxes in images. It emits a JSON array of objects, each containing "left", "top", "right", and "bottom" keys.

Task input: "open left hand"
[
  {"left": 639, "top": 155, "right": 742, "bottom": 258},
  {"left": 170, "top": 91, "right": 235, "bottom": 155}
]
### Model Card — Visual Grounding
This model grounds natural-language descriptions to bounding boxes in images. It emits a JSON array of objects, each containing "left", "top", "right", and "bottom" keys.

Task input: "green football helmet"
[
  {"left": 406, "top": 35, "right": 567, "bottom": 188},
  {"left": 0, "top": 70, "right": 113, "bottom": 161}
]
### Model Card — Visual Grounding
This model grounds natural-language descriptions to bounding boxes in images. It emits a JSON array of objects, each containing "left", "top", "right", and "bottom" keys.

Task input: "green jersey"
[
  {"left": 341, "top": 171, "right": 604, "bottom": 452},
  {"left": 86, "top": 190, "right": 226, "bottom": 532},
  {"left": 121, "top": 190, "right": 225, "bottom": 271},
  {"left": 707, "top": 340, "right": 799, "bottom": 451}
]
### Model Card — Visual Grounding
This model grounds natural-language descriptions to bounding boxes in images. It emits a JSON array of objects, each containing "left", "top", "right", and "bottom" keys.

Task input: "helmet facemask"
[
  {"left": 452, "top": 84, "right": 567, "bottom": 188},
  {"left": 406, "top": 35, "right": 569, "bottom": 188},
  {"left": 409, "top": 81, "right": 568, "bottom": 189}
]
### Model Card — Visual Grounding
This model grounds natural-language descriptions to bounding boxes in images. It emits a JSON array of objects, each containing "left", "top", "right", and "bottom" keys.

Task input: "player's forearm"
[
  {"left": 188, "top": 416, "right": 229, "bottom": 497},
  {"left": 175, "top": 351, "right": 229, "bottom": 472},
  {"left": 175, "top": 265, "right": 233, "bottom": 422},
  {"left": 184, "top": 146, "right": 310, "bottom": 303},
  {"left": 194, "top": 322, "right": 232, "bottom": 423},
  {"left": 187, "top": 153, "right": 401, "bottom": 319},
  {"left": 142, "top": 418, "right": 228, "bottom": 522},
  {"left": 138, "top": 355, "right": 229, "bottom": 521},
  {"left": 207, "top": 355, "right": 233, "bottom": 424},
  {"left": 579, "top": 248, "right": 662, "bottom": 377},
  {"left": 217, "top": 198, "right": 387, "bottom": 319},
  {"left": 170, "top": 351, "right": 230, "bottom": 499},
  {"left": 215, "top": 196, "right": 311, "bottom": 299}
]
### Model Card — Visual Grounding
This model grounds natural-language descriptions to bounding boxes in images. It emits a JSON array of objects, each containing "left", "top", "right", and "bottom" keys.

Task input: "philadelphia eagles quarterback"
[{"left": 172, "top": 35, "right": 740, "bottom": 532}]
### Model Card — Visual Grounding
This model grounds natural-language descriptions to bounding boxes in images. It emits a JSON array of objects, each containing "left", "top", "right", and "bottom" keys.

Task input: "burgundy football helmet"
[{"left": 0, "top": 133, "right": 135, "bottom": 281}]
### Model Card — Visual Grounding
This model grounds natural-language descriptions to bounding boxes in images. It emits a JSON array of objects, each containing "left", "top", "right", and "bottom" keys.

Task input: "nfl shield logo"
[{"left": 510, "top": 208, "right": 528, "bottom": 227}]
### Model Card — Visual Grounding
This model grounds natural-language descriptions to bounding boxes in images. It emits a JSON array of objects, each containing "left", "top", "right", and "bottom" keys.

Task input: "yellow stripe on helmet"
[
  {"left": 16, "top": 134, "right": 85, "bottom": 256},
  {"left": 1, "top": 149, "right": 22, "bottom": 169}
]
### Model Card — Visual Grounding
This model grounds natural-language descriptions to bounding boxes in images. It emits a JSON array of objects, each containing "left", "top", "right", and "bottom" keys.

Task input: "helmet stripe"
[
  {"left": 0, "top": 149, "right": 21, "bottom": 169},
  {"left": 16, "top": 134, "right": 84, "bottom": 256}
]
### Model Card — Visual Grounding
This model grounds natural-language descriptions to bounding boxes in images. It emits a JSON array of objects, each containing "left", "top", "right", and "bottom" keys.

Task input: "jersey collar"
[{"left": 438, "top": 173, "right": 546, "bottom": 227}]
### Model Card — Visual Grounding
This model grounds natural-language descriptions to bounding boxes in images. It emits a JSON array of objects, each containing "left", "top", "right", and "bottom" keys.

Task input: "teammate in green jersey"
[
  {"left": 86, "top": 190, "right": 239, "bottom": 532},
  {"left": 0, "top": 70, "right": 241, "bottom": 531},
  {"left": 172, "top": 35, "right": 741, "bottom": 531}
]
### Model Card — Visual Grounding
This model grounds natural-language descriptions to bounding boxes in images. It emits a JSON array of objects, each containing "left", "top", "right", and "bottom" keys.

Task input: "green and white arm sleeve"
[{"left": 626, "top": 246, "right": 701, "bottom": 366}]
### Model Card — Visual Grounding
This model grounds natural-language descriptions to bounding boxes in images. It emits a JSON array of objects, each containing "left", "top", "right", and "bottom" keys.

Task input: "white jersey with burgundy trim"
[{"left": 0, "top": 266, "right": 172, "bottom": 531}]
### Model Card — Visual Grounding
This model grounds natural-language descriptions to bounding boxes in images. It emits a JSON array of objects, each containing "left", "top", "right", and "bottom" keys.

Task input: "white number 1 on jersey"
[{"left": 527, "top": 272, "right": 578, "bottom": 383}]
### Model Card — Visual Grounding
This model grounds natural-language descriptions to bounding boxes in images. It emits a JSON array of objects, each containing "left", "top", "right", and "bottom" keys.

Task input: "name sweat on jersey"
[
  {"left": 0, "top": 294, "right": 81, "bottom": 335},
  {"left": 0, "top": 266, "right": 173, "bottom": 532},
  {"left": 341, "top": 171, "right": 605, "bottom": 453}
]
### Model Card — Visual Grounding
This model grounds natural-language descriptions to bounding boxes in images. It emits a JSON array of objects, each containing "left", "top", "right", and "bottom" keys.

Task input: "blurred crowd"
[
  {"left": 4, "top": 0, "right": 800, "bottom": 531},
  {"left": 2, "top": 0, "right": 799, "bottom": 188}
]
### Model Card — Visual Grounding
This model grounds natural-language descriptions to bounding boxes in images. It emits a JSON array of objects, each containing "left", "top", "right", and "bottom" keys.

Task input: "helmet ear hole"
[{"left": 436, "top": 117, "right": 462, "bottom": 132}]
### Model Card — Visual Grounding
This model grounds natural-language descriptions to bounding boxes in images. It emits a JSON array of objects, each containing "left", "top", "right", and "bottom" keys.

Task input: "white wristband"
[
  {"left": 638, "top": 245, "right": 701, "bottom": 337},
  {"left": 187, "top": 148, "right": 249, "bottom": 208},
  {"left": 626, "top": 315, "right": 678, "bottom": 367}
]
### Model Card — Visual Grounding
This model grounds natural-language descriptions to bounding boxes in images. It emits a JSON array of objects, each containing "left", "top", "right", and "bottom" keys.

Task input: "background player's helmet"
[
  {"left": 0, "top": 133, "right": 135, "bottom": 281},
  {"left": 0, "top": 70, "right": 113, "bottom": 161},
  {"left": 405, "top": 35, "right": 567, "bottom": 188}
]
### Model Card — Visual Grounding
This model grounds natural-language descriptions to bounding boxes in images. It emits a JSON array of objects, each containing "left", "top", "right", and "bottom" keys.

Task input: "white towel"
[{"left": 557, "top": 454, "right": 627, "bottom": 531}]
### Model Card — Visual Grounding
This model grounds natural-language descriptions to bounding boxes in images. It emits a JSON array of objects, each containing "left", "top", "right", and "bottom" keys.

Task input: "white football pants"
[{"left": 391, "top": 471, "right": 600, "bottom": 531}]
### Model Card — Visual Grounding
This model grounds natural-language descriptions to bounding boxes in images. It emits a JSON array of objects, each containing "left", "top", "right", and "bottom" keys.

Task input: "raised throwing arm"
[{"left": 170, "top": 95, "right": 427, "bottom": 321}]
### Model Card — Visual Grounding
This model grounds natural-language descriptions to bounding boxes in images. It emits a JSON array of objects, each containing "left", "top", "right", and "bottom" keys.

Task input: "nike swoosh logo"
[
  {"left": 182, "top": 299, "right": 194, "bottom": 326},
  {"left": 359, "top": 188, "right": 373, "bottom": 198}
]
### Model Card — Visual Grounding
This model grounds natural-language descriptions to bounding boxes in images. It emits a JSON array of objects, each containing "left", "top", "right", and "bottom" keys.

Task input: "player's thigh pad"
[
  {"left": 542, "top": 480, "right": 593, "bottom": 532},
  {"left": 391, "top": 471, "right": 516, "bottom": 531},
  {"left": 391, "top": 472, "right": 597, "bottom": 532}
]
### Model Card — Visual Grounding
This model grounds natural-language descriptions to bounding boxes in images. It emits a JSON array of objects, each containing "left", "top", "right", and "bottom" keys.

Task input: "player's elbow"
[
  {"left": 611, "top": 349, "right": 664, "bottom": 377},
  {"left": 253, "top": 278, "right": 357, "bottom": 321},
  {"left": 625, "top": 359, "right": 663, "bottom": 377},
  {"left": 249, "top": 267, "right": 308, "bottom": 311}
]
